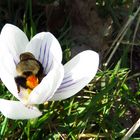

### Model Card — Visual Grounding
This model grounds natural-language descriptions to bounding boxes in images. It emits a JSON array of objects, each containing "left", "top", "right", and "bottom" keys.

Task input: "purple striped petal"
[
  {"left": 49, "top": 50, "right": 99, "bottom": 101},
  {"left": 25, "top": 32, "right": 62, "bottom": 74}
]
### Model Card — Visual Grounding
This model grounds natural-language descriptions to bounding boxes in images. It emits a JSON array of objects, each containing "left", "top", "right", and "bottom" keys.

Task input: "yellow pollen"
[
  {"left": 27, "top": 88, "right": 32, "bottom": 94},
  {"left": 26, "top": 75, "right": 39, "bottom": 89}
]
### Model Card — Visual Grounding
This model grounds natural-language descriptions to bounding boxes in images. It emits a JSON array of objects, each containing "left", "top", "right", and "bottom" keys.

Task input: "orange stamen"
[{"left": 26, "top": 75, "right": 39, "bottom": 89}]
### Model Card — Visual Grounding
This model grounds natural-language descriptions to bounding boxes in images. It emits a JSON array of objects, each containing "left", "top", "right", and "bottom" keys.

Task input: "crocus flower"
[{"left": 0, "top": 24, "right": 99, "bottom": 120}]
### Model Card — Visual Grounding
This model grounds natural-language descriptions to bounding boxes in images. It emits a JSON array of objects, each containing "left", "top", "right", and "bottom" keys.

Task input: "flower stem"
[
  {"left": 0, "top": 117, "right": 8, "bottom": 137},
  {"left": 24, "top": 121, "right": 31, "bottom": 140}
]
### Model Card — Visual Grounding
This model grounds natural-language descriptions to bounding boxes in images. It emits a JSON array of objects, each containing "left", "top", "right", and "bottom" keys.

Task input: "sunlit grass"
[{"left": 0, "top": 0, "right": 140, "bottom": 139}]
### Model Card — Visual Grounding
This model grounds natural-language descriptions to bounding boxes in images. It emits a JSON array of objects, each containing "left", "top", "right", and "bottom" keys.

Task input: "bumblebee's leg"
[
  {"left": 16, "top": 83, "right": 20, "bottom": 93},
  {"left": 14, "top": 76, "right": 27, "bottom": 92}
]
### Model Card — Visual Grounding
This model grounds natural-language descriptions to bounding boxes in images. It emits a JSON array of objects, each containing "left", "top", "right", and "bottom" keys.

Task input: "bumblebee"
[{"left": 15, "top": 52, "right": 43, "bottom": 92}]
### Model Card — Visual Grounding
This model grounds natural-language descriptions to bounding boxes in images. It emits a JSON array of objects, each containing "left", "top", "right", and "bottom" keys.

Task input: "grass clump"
[{"left": 0, "top": 0, "right": 140, "bottom": 139}]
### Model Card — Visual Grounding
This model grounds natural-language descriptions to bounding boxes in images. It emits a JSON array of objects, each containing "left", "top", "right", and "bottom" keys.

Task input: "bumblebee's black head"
[{"left": 20, "top": 52, "right": 35, "bottom": 61}]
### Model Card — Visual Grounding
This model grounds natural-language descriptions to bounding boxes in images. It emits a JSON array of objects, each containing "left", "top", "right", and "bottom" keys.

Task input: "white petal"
[
  {"left": 26, "top": 32, "right": 62, "bottom": 74},
  {"left": 0, "top": 99, "right": 42, "bottom": 120},
  {"left": 50, "top": 50, "right": 99, "bottom": 101},
  {"left": 0, "top": 48, "right": 19, "bottom": 100},
  {"left": 0, "top": 24, "right": 29, "bottom": 63},
  {"left": 28, "top": 59, "right": 64, "bottom": 104}
]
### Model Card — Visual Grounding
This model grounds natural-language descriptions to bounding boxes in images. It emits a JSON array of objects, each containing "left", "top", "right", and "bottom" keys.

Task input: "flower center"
[
  {"left": 15, "top": 52, "right": 44, "bottom": 98},
  {"left": 26, "top": 75, "right": 39, "bottom": 89}
]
